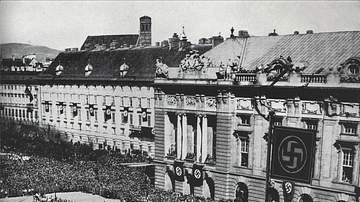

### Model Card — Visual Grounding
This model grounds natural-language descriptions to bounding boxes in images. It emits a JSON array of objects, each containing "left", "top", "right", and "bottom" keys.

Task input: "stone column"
[
  {"left": 196, "top": 114, "right": 202, "bottom": 162},
  {"left": 182, "top": 113, "right": 187, "bottom": 159},
  {"left": 177, "top": 113, "right": 182, "bottom": 159},
  {"left": 202, "top": 115, "right": 208, "bottom": 163}
]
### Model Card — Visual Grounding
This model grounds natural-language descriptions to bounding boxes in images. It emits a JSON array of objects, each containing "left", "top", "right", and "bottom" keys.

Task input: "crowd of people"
[
  {"left": 0, "top": 153, "right": 152, "bottom": 201},
  {"left": 0, "top": 119, "right": 220, "bottom": 201}
]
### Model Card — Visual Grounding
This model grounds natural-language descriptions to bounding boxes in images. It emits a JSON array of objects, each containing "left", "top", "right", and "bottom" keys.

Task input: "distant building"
[{"left": 80, "top": 16, "right": 152, "bottom": 51}]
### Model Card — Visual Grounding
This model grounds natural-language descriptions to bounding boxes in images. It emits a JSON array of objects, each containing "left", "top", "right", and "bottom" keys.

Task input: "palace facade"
[
  {"left": 1, "top": 15, "right": 360, "bottom": 202},
  {"left": 153, "top": 30, "right": 360, "bottom": 201}
]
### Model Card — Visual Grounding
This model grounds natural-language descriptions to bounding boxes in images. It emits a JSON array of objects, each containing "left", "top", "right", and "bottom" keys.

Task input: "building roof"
[
  {"left": 80, "top": 34, "right": 139, "bottom": 51},
  {"left": 202, "top": 31, "right": 360, "bottom": 74},
  {"left": 40, "top": 45, "right": 212, "bottom": 82},
  {"left": 0, "top": 71, "right": 40, "bottom": 84},
  {"left": 1, "top": 59, "right": 24, "bottom": 68}
]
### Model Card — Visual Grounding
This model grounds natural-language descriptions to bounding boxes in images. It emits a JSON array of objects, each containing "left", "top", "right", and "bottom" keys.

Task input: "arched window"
[
  {"left": 267, "top": 188, "right": 279, "bottom": 202},
  {"left": 235, "top": 182, "right": 248, "bottom": 202},
  {"left": 299, "top": 194, "right": 313, "bottom": 202}
]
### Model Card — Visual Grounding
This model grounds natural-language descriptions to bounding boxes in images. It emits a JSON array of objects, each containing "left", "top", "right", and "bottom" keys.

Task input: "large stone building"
[
  {"left": 1, "top": 15, "right": 360, "bottom": 202},
  {"left": 153, "top": 30, "right": 360, "bottom": 201}
]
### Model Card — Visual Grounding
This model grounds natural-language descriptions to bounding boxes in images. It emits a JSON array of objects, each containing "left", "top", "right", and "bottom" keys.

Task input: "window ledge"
[{"left": 340, "top": 133, "right": 358, "bottom": 137}]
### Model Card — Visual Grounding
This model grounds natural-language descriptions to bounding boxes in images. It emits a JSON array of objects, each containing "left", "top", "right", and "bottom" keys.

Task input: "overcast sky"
[{"left": 1, "top": 1, "right": 360, "bottom": 51}]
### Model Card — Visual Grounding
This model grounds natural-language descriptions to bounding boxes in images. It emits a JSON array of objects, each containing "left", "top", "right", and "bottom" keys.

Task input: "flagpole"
[{"left": 265, "top": 111, "right": 275, "bottom": 202}]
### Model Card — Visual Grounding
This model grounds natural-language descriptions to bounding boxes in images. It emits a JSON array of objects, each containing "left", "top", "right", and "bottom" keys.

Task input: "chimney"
[
  {"left": 238, "top": 30, "right": 249, "bottom": 38},
  {"left": 306, "top": 30, "right": 313, "bottom": 34},
  {"left": 161, "top": 40, "right": 169, "bottom": 48},
  {"left": 212, "top": 35, "right": 224, "bottom": 47},
  {"left": 294, "top": 31, "right": 299, "bottom": 35}
]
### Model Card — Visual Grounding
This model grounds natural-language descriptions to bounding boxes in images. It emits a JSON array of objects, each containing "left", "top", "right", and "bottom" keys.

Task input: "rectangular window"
[
  {"left": 343, "top": 124, "right": 356, "bottom": 134},
  {"left": 78, "top": 109, "right": 81, "bottom": 120},
  {"left": 112, "top": 112, "right": 116, "bottom": 123},
  {"left": 103, "top": 96, "right": 106, "bottom": 106},
  {"left": 95, "top": 111, "right": 98, "bottom": 122},
  {"left": 112, "top": 96, "right": 115, "bottom": 106},
  {"left": 64, "top": 106, "right": 67, "bottom": 117},
  {"left": 121, "top": 97, "right": 124, "bottom": 106},
  {"left": 94, "top": 95, "right": 97, "bottom": 104},
  {"left": 35, "top": 111, "right": 38, "bottom": 119},
  {"left": 273, "top": 117, "right": 283, "bottom": 126},
  {"left": 342, "top": 149, "right": 354, "bottom": 183},
  {"left": 86, "top": 95, "right": 89, "bottom": 104},
  {"left": 147, "top": 98, "right": 151, "bottom": 108},
  {"left": 237, "top": 137, "right": 249, "bottom": 167},
  {"left": 130, "top": 114, "right": 133, "bottom": 125},
  {"left": 23, "top": 110, "right": 25, "bottom": 118},
  {"left": 129, "top": 97, "right": 133, "bottom": 107},
  {"left": 148, "top": 115, "right": 151, "bottom": 126},
  {"left": 86, "top": 110, "right": 90, "bottom": 121},
  {"left": 306, "top": 120, "right": 318, "bottom": 130},
  {"left": 57, "top": 106, "right": 60, "bottom": 117},
  {"left": 138, "top": 114, "right": 142, "bottom": 126},
  {"left": 138, "top": 98, "right": 142, "bottom": 107}
]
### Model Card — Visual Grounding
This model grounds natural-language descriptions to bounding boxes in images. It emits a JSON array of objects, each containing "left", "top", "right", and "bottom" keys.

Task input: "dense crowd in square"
[{"left": 0, "top": 119, "right": 219, "bottom": 201}]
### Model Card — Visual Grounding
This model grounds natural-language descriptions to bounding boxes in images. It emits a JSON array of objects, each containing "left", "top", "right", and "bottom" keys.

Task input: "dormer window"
[
  {"left": 55, "top": 64, "right": 64, "bottom": 76},
  {"left": 85, "top": 59, "right": 93, "bottom": 77},
  {"left": 119, "top": 59, "right": 129, "bottom": 77}
]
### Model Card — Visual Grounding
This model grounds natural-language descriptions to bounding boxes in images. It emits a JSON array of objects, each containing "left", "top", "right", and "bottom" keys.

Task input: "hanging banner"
[
  {"left": 271, "top": 126, "right": 316, "bottom": 183},
  {"left": 192, "top": 164, "right": 203, "bottom": 186},
  {"left": 142, "top": 108, "right": 147, "bottom": 122},
  {"left": 45, "top": 101, "right": 49, "bottom": 112},
  {"left": 57, "top": 102, "right": 64, "bottom": 114},
  {"left": 282, "top": 181, "right": 295, "bottom": 202},
  {"left": 24, "top": 85, "right": 33, "bottom": 102},
  {"left": 123, "top": 107, "right": 129, "bottom": 121},
  {"left": 356, "top": 186, "right": 360, "bottom": 202},
  {"left": 89, "top": 104, "right": 94, "bottom": 116},
  {"left": 104, "top": 106, "right": 111, "bottom": 121},
  {"left": 173, "top": 161, "right": 184, "bottom": 182},
  {"left": 72, "top": 103, "right": 78, "bottom": 117}
]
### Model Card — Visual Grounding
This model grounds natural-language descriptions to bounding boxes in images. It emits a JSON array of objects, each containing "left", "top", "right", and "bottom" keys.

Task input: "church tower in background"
[{"left": 138, "top": 16, "right": 152, "bottom": 46}]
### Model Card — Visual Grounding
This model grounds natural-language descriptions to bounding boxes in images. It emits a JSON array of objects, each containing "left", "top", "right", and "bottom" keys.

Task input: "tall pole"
[{"left": 265, "top": 111, "right": 275, "bottom": 202}]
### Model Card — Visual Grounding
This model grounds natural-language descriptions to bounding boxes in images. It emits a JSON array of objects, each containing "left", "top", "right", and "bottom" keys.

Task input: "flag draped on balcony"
[
  {"left": 72, "top": 103, "right": 78, "bottom": 117},
  {"left": 141, "top": 107, "right": 147, "bottom": 122},
  {"left": 104, "top": 105, "right": 111, "bottom": 121},
  {"left": 24, "top": 85, "right": 33, "bottom": 102},
  {"left": 89, "top": 104, "right": 94, "bottom": 116}
]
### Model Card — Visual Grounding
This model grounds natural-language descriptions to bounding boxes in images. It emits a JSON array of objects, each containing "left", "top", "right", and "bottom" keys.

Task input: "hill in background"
[{"left": 1, "top": 43, "right": 61, "bottom": 63}]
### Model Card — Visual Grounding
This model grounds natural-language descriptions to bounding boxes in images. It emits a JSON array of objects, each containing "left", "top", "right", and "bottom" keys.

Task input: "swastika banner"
[
  {"left": 173, "top": 161, "right": 184, "bottom": 182},
  {"left": 271, "top": 126, "right": 316, "bottom": 183},
  {"left": 192, "top": 164, "right": 203, "bottom": 186}
]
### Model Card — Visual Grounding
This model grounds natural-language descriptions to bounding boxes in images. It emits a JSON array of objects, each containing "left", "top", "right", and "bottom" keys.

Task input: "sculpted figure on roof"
[
  {"left": 179, "top": 50, "right": 208, "bottom": 72},
  {"left": 155, "top": 58, "right": 169, "bottom": 78}
]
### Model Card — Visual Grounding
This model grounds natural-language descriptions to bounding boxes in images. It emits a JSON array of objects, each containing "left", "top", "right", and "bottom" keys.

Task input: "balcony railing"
[
  {"left": 234, "top": 73, "right": 257, "bottom": 82},
  {"left": 301, "top": 74, "right": 327, "bottom": 83}
]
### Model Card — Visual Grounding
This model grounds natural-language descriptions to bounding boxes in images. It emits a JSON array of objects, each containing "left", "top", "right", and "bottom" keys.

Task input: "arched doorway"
[
  {"left": 299, "top": 194, "right": 313, "bottom": 202},
  {"left": 235, "top": 182, "right": 248, "bottom": 202},
  {"left": 267, "top": 188, "right": 279, "bottom": 202}
]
